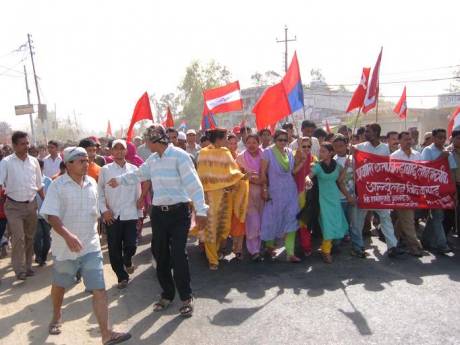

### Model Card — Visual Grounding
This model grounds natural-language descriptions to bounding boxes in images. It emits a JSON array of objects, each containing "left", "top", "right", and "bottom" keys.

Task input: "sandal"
[
  {"left": 179, "top": 298, "right": 194, "bottom": 318},
  {"left": 17, "top": 272, "right": 27, "bottom": 281},
  {"left": 209, "top": 264, "right": 218, "bottom": 271},
  {"left": 48, "top": 321, "right": 62, "bottom": 335},
  {"left": 153, "top": 298, "right": 171, "bottom": 312},
  {"left": 235, "top": 253, "right": 244, "bottom": 261},
  {"left": 287, "top": 255, "right": 301, "bottom": 263},
  {"left": 251, "top": 253, "right": 264, "bottom": 262},
  {"left": 322, "top": 253, "right": 333, "bottom": 264},
  {"left": 103, "top": 331, "right": 132, "bottom": 345}
]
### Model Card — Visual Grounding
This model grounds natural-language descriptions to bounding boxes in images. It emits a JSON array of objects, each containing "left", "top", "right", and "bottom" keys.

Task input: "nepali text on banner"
[{"left": 354, "top": 150, "right": 456, "bottom": 209}]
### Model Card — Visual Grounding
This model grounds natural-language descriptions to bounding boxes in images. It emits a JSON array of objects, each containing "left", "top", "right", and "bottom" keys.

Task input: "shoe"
[
  {"left": 287, "top": 255, "right": 301, "bottom": 263},
  {"left": 251, "top": 253, "right": 264, "bottom": 262},
  {"left": 322, "top": 253, "right": 333, "bottom": 264},
  {"left": 0, "top": 245, "right": 7, "bottom": 258},
  {"left": 17, "top": 272, "right": 27, "bottom": 280},
  {"left": 437, "top": 246, "right": 452, "bottom": 254},
  {"left": 125, "top": 265, "right": 135, "bottom": 274},
  {"left": 26, "top": 269, "right": 35, "bottom": 277},
  {"left": 209, "top": 264, "right": 218, "bottom": 270},
  {"left": 351, "top": 248, "right": 368, "bottom": 259},
  {"left": 409, "top": 250, "right": 424, "bottom": 257},
  {"left": 387, "top": 247, "right": 405, "bottom": 258},
  {"left": 117, "top": 280, "right": 129, "bottom": 289}
]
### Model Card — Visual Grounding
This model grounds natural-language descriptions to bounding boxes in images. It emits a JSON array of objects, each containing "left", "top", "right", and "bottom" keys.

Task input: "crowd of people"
[{"left": 0, "top": 119, "right": 458, "bottom": 344}]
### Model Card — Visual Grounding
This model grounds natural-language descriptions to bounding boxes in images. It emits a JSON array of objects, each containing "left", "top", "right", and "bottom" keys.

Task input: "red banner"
[{"left": 354, "top": 150, "right": 456, "bottom": 209}]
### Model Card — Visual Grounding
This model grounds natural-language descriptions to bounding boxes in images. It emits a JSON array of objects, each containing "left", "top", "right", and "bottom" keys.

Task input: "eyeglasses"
[
  {"left": 276, "top": 138, "right": 288, "bottom": 142},
  {"left": 302, "top": 145, "right": 311, "bottom": 149}
]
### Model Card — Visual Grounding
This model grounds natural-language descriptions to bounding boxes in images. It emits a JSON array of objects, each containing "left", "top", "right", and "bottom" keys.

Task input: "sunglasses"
[
  {"left": 276, "top": 138, "right": 288, "bottom": 142},
  {"left": 302, "top": 145, "right": 311, "bottom": 149}
]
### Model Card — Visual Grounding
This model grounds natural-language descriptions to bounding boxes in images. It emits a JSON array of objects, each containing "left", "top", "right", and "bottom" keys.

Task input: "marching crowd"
[{"left": 0, "top": 120, "right": 458, "bottom": 344}]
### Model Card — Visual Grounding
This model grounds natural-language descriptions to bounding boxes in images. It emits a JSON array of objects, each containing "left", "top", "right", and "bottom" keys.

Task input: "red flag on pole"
[
  {"left": 362, "top": 47, "right": 383, "bottom": 114},
  {"left": 346, "top": 67, "right": 371, "bottom": 113},
  {"left": 106, "top": 120, "right": 113, "bottom": 137},
  {"left": 126, "top": 92, "right": 153, "bottom": 142},
  {"left": 252, "top": 83, "right": 291, "bottom": 130},
  {"left": 163, "top": 106, "right": 175, "bottom": 128},
  {"left": 393, "top": 86, "right": 407, "bottom": 119},
  {"left": 447, "top": 106, "right": 460, "bottom": 137}
]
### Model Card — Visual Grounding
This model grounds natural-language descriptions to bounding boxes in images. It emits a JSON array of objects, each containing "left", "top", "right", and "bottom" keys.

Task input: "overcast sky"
[{"left": 1, "top": 0, "right": 459, "bottom": 133}]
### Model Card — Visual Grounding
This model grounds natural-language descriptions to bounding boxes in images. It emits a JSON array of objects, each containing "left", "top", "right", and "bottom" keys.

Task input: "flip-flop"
[
  {"left": 179, "top": 298, "right": 194, "bottom": 318},
  {"left": 104, "top": 332, "right": 131, "bottom": 345},
  {"left": 153, "top": 298, "right": 171, "bottom": 312},
  {"left": 48, "top": 322, "right": 62, "bottom": 335}
]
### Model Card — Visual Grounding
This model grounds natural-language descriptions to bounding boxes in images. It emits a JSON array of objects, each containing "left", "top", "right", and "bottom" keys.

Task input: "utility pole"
[
  {"left": 23, "top": 65, "right": 35, "bottom": 144},
  {"left": 27, "top": 33, "right": 47, "bottom": 143},
  {"left": 276, "top": 25, "right": 297, "bottom": 73}
]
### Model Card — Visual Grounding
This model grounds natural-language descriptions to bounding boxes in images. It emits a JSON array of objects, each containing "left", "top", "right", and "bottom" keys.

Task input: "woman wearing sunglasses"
[{"left": 260, "top": 129, "right": 301, "bottom": 263}]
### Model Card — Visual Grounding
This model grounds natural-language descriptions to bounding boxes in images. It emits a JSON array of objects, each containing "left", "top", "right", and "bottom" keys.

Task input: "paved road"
[{"left": 1, "top": 222, "right": 459, "bottom": 345}]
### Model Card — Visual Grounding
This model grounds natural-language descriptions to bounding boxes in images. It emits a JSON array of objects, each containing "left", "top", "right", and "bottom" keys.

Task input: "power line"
[
  {"left": 325, "top": 76, "right": 460, "bottom": 88},
  {"left": 381, "top": 64, "right": 460, "bottom": 76}
]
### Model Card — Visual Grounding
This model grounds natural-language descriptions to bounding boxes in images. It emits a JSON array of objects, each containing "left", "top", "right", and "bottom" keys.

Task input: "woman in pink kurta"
[{"left": 236, "top": 134, "right": 265, "bottom": 261}]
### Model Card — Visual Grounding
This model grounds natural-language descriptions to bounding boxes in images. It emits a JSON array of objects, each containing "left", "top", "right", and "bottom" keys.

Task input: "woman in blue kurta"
[{"left": 307, "top": 142, "right": 354, "bottom": 263}]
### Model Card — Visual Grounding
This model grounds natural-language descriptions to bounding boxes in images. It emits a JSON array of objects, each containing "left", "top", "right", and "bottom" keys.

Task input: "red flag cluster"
[{"left": 126, "top": 92, "right": 153, "bottom": 142}]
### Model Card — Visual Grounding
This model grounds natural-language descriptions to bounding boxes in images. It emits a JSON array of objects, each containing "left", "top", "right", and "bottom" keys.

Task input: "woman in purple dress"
[{"left": 260, "top": 129, "right": 300, "bottom": 263}]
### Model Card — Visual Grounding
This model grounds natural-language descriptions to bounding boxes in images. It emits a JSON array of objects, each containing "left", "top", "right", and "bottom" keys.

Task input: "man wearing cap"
[
  {"left": 108, "top": 124, "right": 208, "bottom": 318},
  {"left": 186, "top": 129, "right": 200, "bottom": 158},
  {"left": 40, "top": 146, "right": 131, "bottom": 344},
  {"left": 177, "top": 131, "right": 187, "bottom": 151},
  {"left": 0, "top": 131, "right": 44, "bottom": 280},
  {"left": 98, "top": 139, "right": 142, "bottom": 289}
]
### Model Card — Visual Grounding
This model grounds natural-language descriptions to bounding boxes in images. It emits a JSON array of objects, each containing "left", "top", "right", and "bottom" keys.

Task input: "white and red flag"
[
  {"left": 393, "top": 86, "right": 407, "bottom": 119},
  {"left": 362, "top": 47, "right": 383, "bottom": 114},
  {"left": 203, "top": 81, "right": 243, "bottom": 115},
  {"left": 346, "top": 67, "right": 371, "bottom": 113},
  {"left": 447, "top": 106, "right": 460, "bottom": 137}
]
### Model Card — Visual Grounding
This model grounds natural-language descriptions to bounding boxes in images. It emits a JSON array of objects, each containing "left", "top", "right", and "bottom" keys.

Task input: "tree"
[
  {"left": 0, "top": 121, "right": 12, "bottom": 144},
  {"left": 177, "top": 60, "right": 232, "bottom": 128},
  {"left": 250, "top": 70, "right": 281, "bottom": 86},
  {"left": 150, "top": 92, "right": 180, "bottom": 123}
]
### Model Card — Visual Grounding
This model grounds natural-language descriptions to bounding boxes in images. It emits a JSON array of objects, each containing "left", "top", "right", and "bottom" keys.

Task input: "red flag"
[
  {"left": 203, "top": 81, "right": 243, "bottom": 115},
  {"left": 106, "top": 120, "right": 113, "bottom": 137},
  {"left": 393, "top": 86, "right": 407, "bottom": 119},
  {"left": 346, "top": 67, "right": 371, "bottom": 113},
  {"left": 252, "top": 83, "right": 290, "bottom": 130},
  {"left": 163, "top": 106, "right": 175, "bottom": 128},
  {"left": 447, "top": 106, "right": 460, "bottom": 137},
  {"left": 362, "top": 47, "right": 383, "bottom": 114},
  {"left": 126, "top": 92, "right": 153, "bottom": 142}
]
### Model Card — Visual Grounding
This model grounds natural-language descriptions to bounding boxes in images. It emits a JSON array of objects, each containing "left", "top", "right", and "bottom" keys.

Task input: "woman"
[
  {"left": 260, "top": 129, "right": 300, "bottom": 263},
  {"left": 236, "top": 134, "right": 265, "bottom": 262},
  {"left": 293, "top": 137, "right": 316, "bottom": 256},
  {"left": 227, "top": 134, "right": 239, "bottom": 159},
  {"left": 306, "top": 142, "right": 354, "bottom": 264},
  {"left": 197, "top": 128, "right": 249, "bottom": 270}
]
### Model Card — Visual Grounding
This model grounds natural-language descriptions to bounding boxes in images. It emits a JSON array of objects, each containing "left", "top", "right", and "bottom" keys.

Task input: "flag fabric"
[
  {"left": 393, "top": 86, "right": 408, "bottom": 119},
  {"left": 282, "top": 52, "right": 304, "bottom": 113},
  {"left": 178, "top": 120, "right": 187, "bottom": 132},
  {"left": 203, "top": 81, "right": 243, "bottom": 115},
  {"left": 126, "top": 92, "right": 153, "bottom": 142},
  {"left": 201, "top": 113, "right": 217, "bottom": 130},
  {"left": 252, "top": 52, "right": 303, "bottom": 130},
  {"left": 346, "top": 67, "right": 371, "bottom": 113},
  {"left": 447, "top": 107, "right": 460, "bottom": 137},
  {"left": 106, "top": 120, "right": 113, "bottom": 137},
  {"left": 163, "top": 106, "right": 175, "bottom": 128},
  {"left": 362, "top": 47, "right": 383, "bottom": 114}
]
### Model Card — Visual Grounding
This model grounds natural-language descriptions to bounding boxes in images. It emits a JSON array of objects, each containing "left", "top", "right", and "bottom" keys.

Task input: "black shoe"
[
  {"left": 388, "top": 247, "right": 405, "bottom": 258},
  {"left": 437, "top": 246, "right": 452, "bottom": 254},
  {"left": 351, "top": 248, "right": 368, "bottom": 258}
]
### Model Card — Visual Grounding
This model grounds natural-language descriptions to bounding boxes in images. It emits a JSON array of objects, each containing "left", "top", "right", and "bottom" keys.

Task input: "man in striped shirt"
[{"left": 108, "top": 124, "right": 208, "bottom": 318}]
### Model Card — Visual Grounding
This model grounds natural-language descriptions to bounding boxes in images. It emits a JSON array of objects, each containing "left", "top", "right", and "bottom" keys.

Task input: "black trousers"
[
  {"left": 150, "top": 203, "right": 192, "bottom": 302},
  {"left": 106, "top": 218, "right": 138, "bottom": 282},
  {"left": 33, "top": 218, "right": 51, "bottom": 263}
]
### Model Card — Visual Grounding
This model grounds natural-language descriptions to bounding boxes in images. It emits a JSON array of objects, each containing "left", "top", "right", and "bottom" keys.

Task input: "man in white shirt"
[
  {"left": 40, "top": 146, "right": 130, "bottom": 344},
  {"left": 0, "top": 131, "right": 44, "bottom": 280},
  {"left": 43, "top": 140, "right": 62, "bottom": 178},
  {"left": 98, "top": 139, "right": 142, "bottom": 289},
  {"left": 353, "top": 123, "right": 404, "bottom": 258},
  {"left": 390, "top": 131, "right": 424, "bottom": 257},
  {"left": 185, "top": 129, "right": 201, "bottom": 158},
  {"left": 290, "top": 120, "right": 320, "bottom": 157}
]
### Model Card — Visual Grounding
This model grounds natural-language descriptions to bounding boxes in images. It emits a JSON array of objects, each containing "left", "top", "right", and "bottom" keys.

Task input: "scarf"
[
  {"left": 243, "top": 148, "right": 262, "bottom": 173},
  {"left": 126, "top": 142, "right": 144, "bottom": 167},
  {"left": 273, "top": 146, "right": 289, "bottom": 172},
  {"left": 320, "top": 158, "right": 337, "bottom": 174}
]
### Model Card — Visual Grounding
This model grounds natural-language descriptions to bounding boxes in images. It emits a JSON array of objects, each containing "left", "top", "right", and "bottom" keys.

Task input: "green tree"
[{"left": 177, "top": 60, "right": 231, "bottom": 128}]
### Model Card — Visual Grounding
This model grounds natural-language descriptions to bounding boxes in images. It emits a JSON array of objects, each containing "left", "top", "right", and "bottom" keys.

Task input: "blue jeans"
[
  {"left": 422, "top": 209, "right": 448, "bottom": 250},
  {"left": 0, "top": 219, "right": 7, "bottom": 243},
  {"left": 33, "top": 218, "right": 51, "bottom": 263},
  {"left": 354, "top": 208, "right": 398, "bottom": 250}
]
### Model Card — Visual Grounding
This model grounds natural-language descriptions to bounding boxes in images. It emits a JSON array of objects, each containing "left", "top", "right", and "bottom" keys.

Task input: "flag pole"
[
  {"left": 375, "top": 96, "right": 379, "bottom": 123},
  {"left": 352, "top": 108, "right": 362, "bottom": 136}
]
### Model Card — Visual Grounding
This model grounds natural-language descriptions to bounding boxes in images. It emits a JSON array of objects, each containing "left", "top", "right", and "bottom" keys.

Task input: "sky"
[{"left": 1, "top": 0, "right": 459, "bottom": 134}]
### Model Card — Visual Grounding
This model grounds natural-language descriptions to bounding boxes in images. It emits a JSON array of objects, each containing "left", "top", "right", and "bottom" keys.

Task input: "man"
[
  {"left": 421, "top": 128, "right": 456, "bottom": 253},
  {"left": 136, "top": 138, "right": 152, "bottom": 161},
  {"left": 258, "top": 128, "right": 272, "bottom": 149},
  {"left": 353, "top": 123, "right": 404, "bottom": 258},
  {"left": 237, "top": 126, "right": 252, "bottom": 153},
  {"left": 421, "top": 132, "right": 433, "bottom": 149},
  {"left": 409, "top": 127, "right": 421, "bottom": 151},
  {"left": 290, "top": 120, "right": 320, "bottom": 157},
  {"left": 166, "top": 127, "right": 179, "bottom": 147},
  {"left": 79, "top": 138, "right": 101, "bottom": 181},
  {"left": 0, "top": 131, "right": 44, "bottom": 280},
  {"left": 177, "top": 131, "right": 187, "bottom": 150},
  {"left": 282, "top": 123, "right": 295, "bottom": 145},
  {"left": 88, "top": 136, "right": 106, "bottom": 167},
  {"left": 386, "top": 131, "right": 399, "bottom": 153},
  {"left": 40, "top": 147, "right": 131, "bottom": 344},
  {"left": 43, "top": 140, "right": 62, "bottom": 178},
  {"left": 98, "top": 139, "right": 142, "bottom": 289},
  {"left": 448, "top": 129, "right": 460, "bottom": 235},
  {"left": 108, "top": 124, "right": 208, "bottom": 318},
  {"left": 390, "top": 131, "right": 424, "bottom": 257},
  {"left": 133, "top": 136, "right": 143, "bottom": 148},
  {"left": 186, "top": 129, "right": 201, "bottom": 158}
]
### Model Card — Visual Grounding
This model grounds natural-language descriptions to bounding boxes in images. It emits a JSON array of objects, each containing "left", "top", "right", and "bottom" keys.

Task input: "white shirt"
[
  {"left": 290, "top": 137, "right": 320, "bottom": 157},
  {"left": 40, "top": 174, "right": 100, "bottom": 261},
  {"left": 237, "top": 139, "right": 246, "bottom": 154},
  {"left": 98, "top": 161, "right": 142, "bottom": 220},
  {"left": 186, "top": 143, "right": 201, "bottom": 158},
  {"left": 355, "top": 141, "right": 390, "bottom": 156},
  {"left": 43, "top": 154, "right": 62, "bottom": 178},
  {"left": 390, "top": 148, "right": 421, "bottom": 161},
  {"left": 0, "top": 153, "right": 43, "bottom": 202},
  {"left": 137, "top": 143, "right": 151, "bottom": 161}
]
